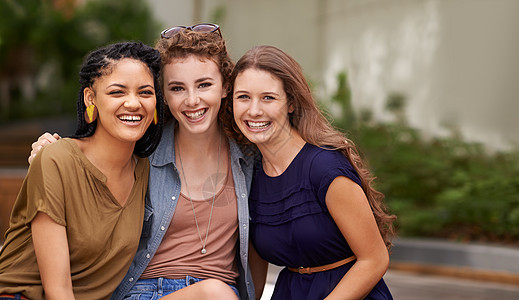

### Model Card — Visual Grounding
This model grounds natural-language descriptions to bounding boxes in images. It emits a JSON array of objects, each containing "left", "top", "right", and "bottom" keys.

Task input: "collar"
[
  {"left": 150, "top": 120, "right": 176, "bottom": 167},
  {"left": 150, "top": 119, "right": 254, "bottom": 168}
]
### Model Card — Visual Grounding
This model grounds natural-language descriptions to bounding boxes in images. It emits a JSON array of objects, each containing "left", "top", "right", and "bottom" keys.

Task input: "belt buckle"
[{"left": 297, "top": 266, "right": 311, "bottom": 274}]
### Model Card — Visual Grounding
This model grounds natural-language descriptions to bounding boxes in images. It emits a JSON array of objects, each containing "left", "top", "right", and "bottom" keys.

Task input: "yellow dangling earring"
[
  {"left": 153, "top": 109, "right": 158, "bottom": 125},
  {"left": 84, "top": 104, "right": 98, "bottom": 124}
]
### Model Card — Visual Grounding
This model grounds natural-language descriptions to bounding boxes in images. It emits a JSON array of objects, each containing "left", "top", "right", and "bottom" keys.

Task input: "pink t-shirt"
[{"left": 141, "top": 158, "right": 239, "bottom": 284}]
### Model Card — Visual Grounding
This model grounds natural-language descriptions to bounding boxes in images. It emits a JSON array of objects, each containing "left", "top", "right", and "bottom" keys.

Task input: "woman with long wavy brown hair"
[{"left": 223, "top": 45, "right": 396, "bottom": 300}]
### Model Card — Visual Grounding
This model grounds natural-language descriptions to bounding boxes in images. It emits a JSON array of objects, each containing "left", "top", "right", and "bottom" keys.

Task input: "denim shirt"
[{"left": 111, "top": 121, "right": 255, "bottom": 300}]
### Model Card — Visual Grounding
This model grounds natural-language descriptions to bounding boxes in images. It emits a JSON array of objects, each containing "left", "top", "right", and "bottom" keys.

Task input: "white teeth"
[
  {"left": 119, "top": 115, "right": 142, "bottom": 122},
  {"left": 247, "top": 121, "right": 270, "bottom": 129},
  {"left": 185, "top": 109, "right": 206, "bottom": 119}
]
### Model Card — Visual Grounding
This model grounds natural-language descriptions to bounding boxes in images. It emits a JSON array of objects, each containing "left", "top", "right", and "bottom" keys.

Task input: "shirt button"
[
  {"left": 241, "top": 194, "right": 246, "bottom": 198},
  {"left": 129, "top": 277, "right": 134, "bottom": 282},
  {"left": 172, "top": 196, "right": 176, "bottom": 200},
  {"left": 161, "top": 226, "right": 165, "bottom": 231},
  {"left": 146, "top": 253, "right": 151, "bottom": 258}
]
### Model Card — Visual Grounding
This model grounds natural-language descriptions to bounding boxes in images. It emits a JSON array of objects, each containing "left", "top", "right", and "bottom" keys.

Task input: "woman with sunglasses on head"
[
  {"left": 224, "top": 45, "right": 395, "bottom": 300},
  {"left": 28, "top": 24, "right": 253, "bottom": 300},
  {"left": 0, "top": 42, "right": 164, "bottom": 300}
]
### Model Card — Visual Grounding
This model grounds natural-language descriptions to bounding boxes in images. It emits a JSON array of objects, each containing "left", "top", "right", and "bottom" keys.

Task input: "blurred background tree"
[{"left": 0, "top": 0, "right": 161, "bottom": 122}]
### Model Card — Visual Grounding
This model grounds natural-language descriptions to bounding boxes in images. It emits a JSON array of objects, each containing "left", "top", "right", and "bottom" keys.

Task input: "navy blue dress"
[{"left": 249, "top": 143, "right": 393, "bottom": 299}]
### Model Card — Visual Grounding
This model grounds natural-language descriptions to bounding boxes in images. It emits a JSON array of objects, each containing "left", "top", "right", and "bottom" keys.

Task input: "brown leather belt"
[{"left": 288, "top": 255, "right": 357, "bottom": 274}]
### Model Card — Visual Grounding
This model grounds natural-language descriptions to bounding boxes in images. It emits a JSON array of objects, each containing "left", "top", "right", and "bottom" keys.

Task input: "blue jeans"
[
  {"left": 122, "top": 276, "right": 240, "bottom": 300},
  {"left": 0, "top": 294, "right": 28, "bottom": 300}
]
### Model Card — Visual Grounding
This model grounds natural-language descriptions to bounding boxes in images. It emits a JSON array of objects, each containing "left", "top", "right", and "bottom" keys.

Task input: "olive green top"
[{"left": 0, "top": 138, "right": 149, "bottom": 300}]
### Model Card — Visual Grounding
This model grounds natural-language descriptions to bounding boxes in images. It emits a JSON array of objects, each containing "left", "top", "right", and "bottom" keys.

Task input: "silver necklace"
[{"left": 177, "top": 134, "right": 221, "bottom": 255}]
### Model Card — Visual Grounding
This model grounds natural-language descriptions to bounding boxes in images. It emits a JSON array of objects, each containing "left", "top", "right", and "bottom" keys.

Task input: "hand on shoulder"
[{"left": 28, "top": 132, "right": 61, "bottom": 164}]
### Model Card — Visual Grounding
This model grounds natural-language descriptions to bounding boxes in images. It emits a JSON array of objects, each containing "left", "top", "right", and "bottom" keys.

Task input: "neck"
[
  {"left": 79, "top": 133, "right": 136, "bottom": 174},
  {"left": 174, "top": 124, "right": 227, "bottom": 201},
  {"left": 175, "top": 125, "right": 224, "bottom": 156},
  {"left": 258, "top": 128, "right": 306, "bottom": 177}
]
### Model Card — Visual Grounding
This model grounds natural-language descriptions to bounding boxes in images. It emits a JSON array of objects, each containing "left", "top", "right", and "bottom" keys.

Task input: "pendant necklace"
[{"left": 178, "top": 134, "right": 221, "bottom": 255}]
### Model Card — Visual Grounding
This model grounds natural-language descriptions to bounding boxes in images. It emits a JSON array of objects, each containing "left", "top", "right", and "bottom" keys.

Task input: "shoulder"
[
  {"left": 41, "top": 138, "right": 76, "bottom": 156},
  {"left": 149, "top": 120, "right": 176, "bottom": 166},
  {"left": 229, "top": 138, "right": 258, "bottom": 170},
  {"left": 33, "top": 138, "right": 78, "bottom": 168},
  {"left": 26, "top": 139, "right": 80, "bottom": 199},
  {"left": 305, "top": 144, "right": 361, "bottom": 187},
  {"left": 305, "top": 144, "right": 352, "bottom": 170}
]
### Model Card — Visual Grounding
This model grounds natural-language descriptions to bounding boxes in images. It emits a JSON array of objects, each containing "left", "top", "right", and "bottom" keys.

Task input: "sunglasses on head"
[{"left": 160, "top": 23, "right": 222, "bottom": 39}]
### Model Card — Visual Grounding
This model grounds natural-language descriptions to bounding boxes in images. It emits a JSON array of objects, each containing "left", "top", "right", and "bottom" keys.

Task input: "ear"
[
  {"left": 83, "top": 87, "right": 95, "bottom": 107},
  {"left": 288, "top": 102, "right": 295, "bottom": 114},
  {"left": 221, "top": 83, "right": 229, "bottom": 99}
]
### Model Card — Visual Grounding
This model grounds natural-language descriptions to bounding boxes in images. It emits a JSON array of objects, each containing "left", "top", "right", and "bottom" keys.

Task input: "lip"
[
  {"left": 245, "top": 120, "right": 271, "bottom": 132},
  {"left": 182, "top": 108, "right": 207, "bottom": 123}
]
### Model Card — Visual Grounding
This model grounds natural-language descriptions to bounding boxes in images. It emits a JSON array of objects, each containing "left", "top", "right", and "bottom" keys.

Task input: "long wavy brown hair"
[{"left": 222, "top": 45, "right": 396, "bottom": 248}]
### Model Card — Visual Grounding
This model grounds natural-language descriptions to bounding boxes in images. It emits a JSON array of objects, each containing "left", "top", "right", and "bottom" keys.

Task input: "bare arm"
[
  {"left": 249, "top": 241, "right": 268, "bottom": 300},
  {"left": 32, "top": 212, "right": 75, "bottom": 300},
  {"left": 28, "top": 132, "right": 61, "bottom": 164},
  {"left": 324, "top": 176, "right": 389, "bottom": 300}
]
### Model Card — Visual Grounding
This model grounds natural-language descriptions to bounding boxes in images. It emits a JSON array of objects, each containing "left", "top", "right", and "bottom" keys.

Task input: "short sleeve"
[
  {"left": 309, "top": 149, "right": 362, "bottom": 208},
  {"left": 25, "top": 143, "right": 67, "bottom": 226}
]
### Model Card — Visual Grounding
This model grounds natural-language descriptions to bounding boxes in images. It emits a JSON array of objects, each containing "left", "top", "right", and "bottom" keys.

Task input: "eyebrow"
[
  {"left": 167, "top": 81, "right": 183, "bottom": 86},
  {"left": 234, "top": 90, "right": 280, "bottom": 97},
  {"left": 167, "top": 77, "right": 214, "bottom": 86},
  {"left": 195, "top": 77, "right": 213, "bottom": 83},
  {"left": 107, "top": 83, "right": 154, "bottom": 89},
  {"left": 107, "top": 83, "right": 126, "bottom": 89}
]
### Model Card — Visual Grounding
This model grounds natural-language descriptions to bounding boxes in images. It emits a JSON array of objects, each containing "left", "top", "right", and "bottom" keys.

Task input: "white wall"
[{"left": 320, "top": 0, "right": 519, "bottom": 149}]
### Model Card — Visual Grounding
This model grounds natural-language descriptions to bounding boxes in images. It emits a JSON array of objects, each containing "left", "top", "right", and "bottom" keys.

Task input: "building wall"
[{"left": 147, "top": 0, "right": 519, "bottom": 149}]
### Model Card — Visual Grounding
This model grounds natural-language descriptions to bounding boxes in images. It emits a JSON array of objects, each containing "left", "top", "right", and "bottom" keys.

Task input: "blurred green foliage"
[
  {"left": 0, "top": 0, "right": 161, "bottom": 122},
  {"left": 329, "top": 72, "right": 519, "bottom": 244}
]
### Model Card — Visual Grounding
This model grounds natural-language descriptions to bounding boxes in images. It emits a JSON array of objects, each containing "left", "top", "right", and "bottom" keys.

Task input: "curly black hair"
[{"left": 72, "top": 41, "right": 164, "bottom": 157}]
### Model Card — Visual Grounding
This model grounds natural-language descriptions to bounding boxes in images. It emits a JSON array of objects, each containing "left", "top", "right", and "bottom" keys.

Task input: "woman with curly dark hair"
[{"left": 0, "top": 41, "right": 164, "bottom": 300}]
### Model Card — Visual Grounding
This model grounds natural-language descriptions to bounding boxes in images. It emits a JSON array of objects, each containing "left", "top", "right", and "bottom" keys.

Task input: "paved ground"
[
  {"left": 385, "top": 269, "right": 519, "bottom": 300},
  {"left": 261, "top": 265, "right": 519, "bottom": 299}
]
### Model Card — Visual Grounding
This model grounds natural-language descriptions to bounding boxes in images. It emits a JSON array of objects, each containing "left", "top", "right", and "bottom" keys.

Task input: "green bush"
[{"left": 328, "top": 72, "right": 519, "bottom": 244}]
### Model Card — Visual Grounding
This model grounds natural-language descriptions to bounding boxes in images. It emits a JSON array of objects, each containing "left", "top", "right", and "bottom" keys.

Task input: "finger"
[
  {"left": 38, "top": 132, "right": 59, "bottom": 144},
  {"left": 29, "top": 145, "right": 42, "bottom": 158},
  {"left": 28, "top": 153, "right": 36, "bottom": 164},
  {"left": 37, "top": 132, "right": 53, "bottom": 142},
  {"left": 35, "top": 133, "right": 58, "bottom": 148}
]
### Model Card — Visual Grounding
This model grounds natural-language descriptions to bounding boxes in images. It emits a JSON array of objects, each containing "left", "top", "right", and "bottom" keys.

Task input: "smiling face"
[
  {"left": 232, "top": 68, "right": 294, "bottom": 148},
  {"left": 162, "top": 55, "right": 226, "bottom": 136},
  {"left": 84, "top": 58, "right": 156, "bottom": 144}
]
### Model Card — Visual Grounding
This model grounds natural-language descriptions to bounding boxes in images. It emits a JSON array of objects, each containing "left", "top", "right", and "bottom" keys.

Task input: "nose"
[
  {"left": 185, "top": 90, "right": 200, "bottom": 107},
  {"left": 124, "top": 93, "right": 142, "bottom": 110},
  {"left": 247, "top": 99, "right": 263, "bottom": 117}
]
